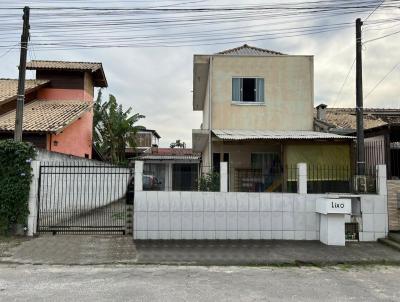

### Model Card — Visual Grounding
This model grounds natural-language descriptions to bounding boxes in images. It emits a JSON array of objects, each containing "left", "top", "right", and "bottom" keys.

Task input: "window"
[{"left": 232, "top": 77, "right": 264, "bottom": 103}]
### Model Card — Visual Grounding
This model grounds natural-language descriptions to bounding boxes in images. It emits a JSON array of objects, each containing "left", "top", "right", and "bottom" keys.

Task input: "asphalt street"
[{"left": 0, "top": 264, "right": 400, "bottom": 301}]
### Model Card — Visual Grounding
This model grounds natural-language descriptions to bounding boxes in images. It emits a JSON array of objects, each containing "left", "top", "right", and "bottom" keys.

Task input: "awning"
[{"left": 212, "top": 129, "right": 354, "bottom": 140}]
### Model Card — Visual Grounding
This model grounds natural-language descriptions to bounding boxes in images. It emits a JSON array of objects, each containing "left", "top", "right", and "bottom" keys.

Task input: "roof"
[
  {"left": 315, "top": 108, "right": 400, "bottom": 131},
  {"left": 26, "top": 60, "right": 102, "bottom": 72},
  {"left": 0, "top": 79, "right": 49, "bottom": 105},
  {"left": 216, "top": 44, "right": 284, "bottom": 56},
  {"left": 0, "top": 100, "right": 92, "bottom": 133},
  {"left": 212, "top": 129, "right": 354, "bottom": 140},
  {"left": 26, "top": 60, "right": 108, "bottom": 88},
  {"left": 139, "top": 148, "right": 201, "bottom": 161},
  {"left": 140, "top": 155, "right": 200, "bottom": 160}
]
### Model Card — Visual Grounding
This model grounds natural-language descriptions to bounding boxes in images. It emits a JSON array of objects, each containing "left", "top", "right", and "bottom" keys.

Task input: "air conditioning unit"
[{"left": 354, "top": 175, "right": 367, "bottom": 193}]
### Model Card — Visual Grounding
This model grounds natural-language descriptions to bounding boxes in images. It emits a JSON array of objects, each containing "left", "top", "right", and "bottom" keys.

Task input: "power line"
[
  {"left": 365, "top": 61, "right": 400, "bottom": 99},
  {"left": 331, "top": 57, "right": 356, "bottom": 107}
]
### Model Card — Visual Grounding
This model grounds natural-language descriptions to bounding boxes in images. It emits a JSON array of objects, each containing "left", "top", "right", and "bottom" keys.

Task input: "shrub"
[
  {"left": 0, "top": 140, "right": 36, "bottom": 235},
  {"left": 198, "top": 171, "right": 220, "bottom": 192}
]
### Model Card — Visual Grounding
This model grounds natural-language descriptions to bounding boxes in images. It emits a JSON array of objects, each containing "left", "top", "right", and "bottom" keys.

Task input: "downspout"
[{"left": 208, "top": 56, "right": 213, "bottom": 169}]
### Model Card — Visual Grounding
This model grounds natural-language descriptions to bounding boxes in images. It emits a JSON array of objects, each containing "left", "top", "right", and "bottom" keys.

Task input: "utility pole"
[
  {"left": 355, "top": 18, "right": 365, "bottom": 176},
  {"left": 14, "top": 6, "right": 30, "bottom": 142}
]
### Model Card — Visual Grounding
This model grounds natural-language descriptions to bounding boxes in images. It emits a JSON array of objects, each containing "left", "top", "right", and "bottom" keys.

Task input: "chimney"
[{"left": 316, "top": 103, "right": 327, "bottom": 121}]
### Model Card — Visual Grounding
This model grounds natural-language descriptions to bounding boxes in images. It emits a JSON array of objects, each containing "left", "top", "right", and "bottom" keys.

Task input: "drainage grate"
[{"left": 345, "top": 222, "right": 359, "bottom": 241}]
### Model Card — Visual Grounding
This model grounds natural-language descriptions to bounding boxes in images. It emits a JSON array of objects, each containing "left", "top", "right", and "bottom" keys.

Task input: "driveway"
[{"left": 0, "top": 265, "right": 400, "bottom": 301}]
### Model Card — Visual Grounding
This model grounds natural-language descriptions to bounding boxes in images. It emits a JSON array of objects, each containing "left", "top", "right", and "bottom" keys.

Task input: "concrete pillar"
[
  {"left": 27, "top": 160, "right": 40, "bottom": 236},
  {"left": 297, "top": 163, "right": 307, "bottom": 194},
  {"left": 220, "top": 162, "right": 228, "bottom": 192},
  {"left": 135, "top": 161, "right": 143, "bottom": 192},
  {"left": 376, "top": 164, "right": 387, "bottom": 196}
]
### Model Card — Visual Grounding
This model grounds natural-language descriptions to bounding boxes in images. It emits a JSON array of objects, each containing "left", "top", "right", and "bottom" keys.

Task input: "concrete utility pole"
[
  {"left": 14, "top": 6, "right": 30, "bottom": 142},
  {"left": 355, "top": 18, "right": 365, "bottom": 176}
]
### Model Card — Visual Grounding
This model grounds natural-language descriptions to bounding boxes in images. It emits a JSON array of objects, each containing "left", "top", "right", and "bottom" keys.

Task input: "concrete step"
[
  {"left": 379, "top": 238, "right": 400, "bottom": 252},
  {"left": 388, "top": 232, "right": 400, "bottom": 244}
]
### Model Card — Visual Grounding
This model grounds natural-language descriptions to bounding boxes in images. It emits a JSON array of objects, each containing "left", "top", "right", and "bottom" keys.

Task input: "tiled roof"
[
  {"left": 0, "top": 79, "right": 49, "bottom": 105},
  {"left": 212, "top": 129, "right": 353, "bottom": 140},
  {"left": 139, "top": 148, "right": 201, "bottom": 160},
  {"left": 26, "top": 60, "right": 102, "bottom": 72},
  {"left": 216, "top": 44, "right": 284, "bottom": 56},
  {"left": 26, "top": 60, "right": 108, "bottom": 88},
  {"left": 315, "top": 108, "right": 400, "bottom": 130},
  {"left": 0, "top": 100, "right": 92, "bottom": 133}
]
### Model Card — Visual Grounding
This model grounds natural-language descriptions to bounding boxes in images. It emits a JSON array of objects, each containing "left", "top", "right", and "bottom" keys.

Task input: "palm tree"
[{"left": 94, "top": 90, "right": 145, "bottom": 164}]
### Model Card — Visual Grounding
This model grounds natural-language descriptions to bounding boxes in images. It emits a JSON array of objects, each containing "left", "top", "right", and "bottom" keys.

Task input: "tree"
[
  {"left": 170, "top": 139, "right": 186, "bottom": 149},
  {"left": 93, "top": 90, "right": 145, "bottom": 164}
]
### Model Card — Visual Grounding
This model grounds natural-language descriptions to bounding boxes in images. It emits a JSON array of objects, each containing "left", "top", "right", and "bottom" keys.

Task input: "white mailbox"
[{"left": 316, "top": 198, "right": 351, "bottom": 246}]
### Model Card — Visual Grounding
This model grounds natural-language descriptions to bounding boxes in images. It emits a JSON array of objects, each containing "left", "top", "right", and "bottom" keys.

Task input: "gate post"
[
  {"left": 135, "top": 161, "right": 144, "bottom": 192},
  {"left": 27, "top": 160, "right": 40, "bottom": 236},
  {"left": 297, "top": 163, "right": 307, "bottom": 194}
]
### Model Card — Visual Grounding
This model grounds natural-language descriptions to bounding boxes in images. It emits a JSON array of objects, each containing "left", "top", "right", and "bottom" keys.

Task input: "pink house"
[{"left": 0, "top": 60, "right": 107, "bottom": 158}]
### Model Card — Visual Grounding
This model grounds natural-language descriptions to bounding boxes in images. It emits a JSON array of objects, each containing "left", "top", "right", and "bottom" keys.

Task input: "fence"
[
  {"left": 140, "top": 161, "right": 379, "bottom": 194},
  {"left": 143, "top": 165, "right": 218, "bottom": 192},
  {"left": 307, "top": 164, "right": 376, "bottom": 194},
  {"left": 233, "top": 165, "right": 298, "bottom": 193}
]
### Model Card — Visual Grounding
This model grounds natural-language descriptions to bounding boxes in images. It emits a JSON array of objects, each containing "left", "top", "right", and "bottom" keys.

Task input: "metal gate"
[{"left": 37, "top": 162, "right": 132, "bottom": 234}]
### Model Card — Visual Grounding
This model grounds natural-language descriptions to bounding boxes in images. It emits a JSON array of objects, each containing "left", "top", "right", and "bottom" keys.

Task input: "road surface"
[{"left": 0, "top": 264, "right": 399, "bottom": 301}]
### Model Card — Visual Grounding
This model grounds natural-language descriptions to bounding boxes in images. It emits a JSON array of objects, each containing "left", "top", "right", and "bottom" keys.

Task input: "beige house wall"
[
  {"left": 209, "top": 55, "right": 314, "bottom": 131},
  {"left": 212, "top": 140, "right": 351, "bottom": 191},
  {"left": 388, "top": 180, "right": 400, "bottom": 231}
]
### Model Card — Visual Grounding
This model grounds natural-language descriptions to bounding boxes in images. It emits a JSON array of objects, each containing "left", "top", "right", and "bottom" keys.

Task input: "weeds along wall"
[{"left": 0, "top": 140, "right": 36, "bottom": 234}]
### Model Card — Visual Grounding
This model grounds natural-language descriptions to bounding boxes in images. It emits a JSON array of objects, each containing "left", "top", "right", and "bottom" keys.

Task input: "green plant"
[
  {"left": 199, "top": 171, "right": 220, "bottom": 192},
  {"left": 93, "top": 90, "right": 145, "bottom": 164},
  {"left": 0, "top": 140, "right": 36, "bottom": 235}
]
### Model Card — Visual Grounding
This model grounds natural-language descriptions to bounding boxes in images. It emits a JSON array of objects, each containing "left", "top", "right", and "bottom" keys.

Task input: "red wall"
[
  {"left": 39, "top": 87, "right": 94, "bottom": 158},
  {"left": 38, "top": 88, "right": 93, "bottom": 102}
]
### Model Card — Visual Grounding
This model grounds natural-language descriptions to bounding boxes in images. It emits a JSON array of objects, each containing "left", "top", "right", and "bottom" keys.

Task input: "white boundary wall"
[
  {"left": 133, "top": 192, "right": 388, "bottom": 240},
  {"left": 133, "top": 161, "right": 388, "bottom": 241},
  {"left": 134, "top": 192, "right": 323, "bottom": 240}
]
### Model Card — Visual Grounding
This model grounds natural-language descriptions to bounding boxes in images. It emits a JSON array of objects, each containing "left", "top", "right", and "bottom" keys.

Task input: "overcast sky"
[{"left": 1, "top": 1, "right": 399, "bottom": 147}]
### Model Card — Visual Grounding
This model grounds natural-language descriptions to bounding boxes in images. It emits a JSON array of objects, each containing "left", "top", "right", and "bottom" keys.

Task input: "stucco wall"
[
  {"left": 38, "top": 88, "right": 93, "bottom": 102},
  {"left": 285, "top": 143, "right": 351, "bottom": 167},
  {"left": 48, "top": 110, "right": 93, "bottom": 159},
  {"left": 209, "top": 55, "right": 314, "bottom": 130}
]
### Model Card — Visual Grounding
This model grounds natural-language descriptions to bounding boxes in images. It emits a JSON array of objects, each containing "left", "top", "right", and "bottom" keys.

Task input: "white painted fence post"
[
  {"left": 376, "top": 164, "right": 387, "bottom": 196},
  {"left": 27, "top": 160, "right": 40, "bottom": 236},
  {"left": 220, "top": 162, "right": 228, "bottom": 192},
  {"left": 135, "top": 161, "right": 143, "bottom": 192},
  {"left": 297, "top": 163, "right": 307, "bottom": 194}
]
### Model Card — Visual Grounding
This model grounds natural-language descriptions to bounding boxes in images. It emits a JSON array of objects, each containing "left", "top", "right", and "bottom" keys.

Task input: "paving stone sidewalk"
[{"left": 1, "top": 235, "right": 400, "bottom": 266}]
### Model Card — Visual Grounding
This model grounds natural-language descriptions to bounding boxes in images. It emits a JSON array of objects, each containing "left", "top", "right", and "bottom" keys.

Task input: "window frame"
[{"left": 232, "top": 76, "right": 265, "bottom": 105}]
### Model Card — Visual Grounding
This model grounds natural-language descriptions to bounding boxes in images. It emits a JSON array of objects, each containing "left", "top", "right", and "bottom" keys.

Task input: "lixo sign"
[{"left": 316, "top": 198, "right": 351, "bottom": 215}]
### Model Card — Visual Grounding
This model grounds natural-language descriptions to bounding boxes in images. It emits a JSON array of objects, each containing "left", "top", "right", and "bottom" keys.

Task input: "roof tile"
[
  {"left": 0, "top": 100, "right": 92, "bottom": 133},
  {"left": 26, "top": 60, "right": 102, "bottom": 72},
  {"left": 0, "top": 79, "right": 49, "bottom": 105},
  {"left": 216, "top": 44, "right": 284, "bottom": 56}
]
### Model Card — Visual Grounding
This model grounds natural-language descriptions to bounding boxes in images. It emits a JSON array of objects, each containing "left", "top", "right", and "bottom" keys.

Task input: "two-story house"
[
  {"left": 192, "top": 44, "right": 354, "bottom": 192},
  {"left": 0, "top": 60, "right": 107, "bottom": 158}
]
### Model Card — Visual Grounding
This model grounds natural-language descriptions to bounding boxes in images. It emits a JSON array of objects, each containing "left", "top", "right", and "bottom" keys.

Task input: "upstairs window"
[{"left": 232, "top": 77, "right": 264, "bottom": 103}]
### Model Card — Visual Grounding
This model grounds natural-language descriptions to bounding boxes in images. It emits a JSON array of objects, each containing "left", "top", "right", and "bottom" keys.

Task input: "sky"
[{"left": 0, "top": 0, "right": 399, "bottom": 147}]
